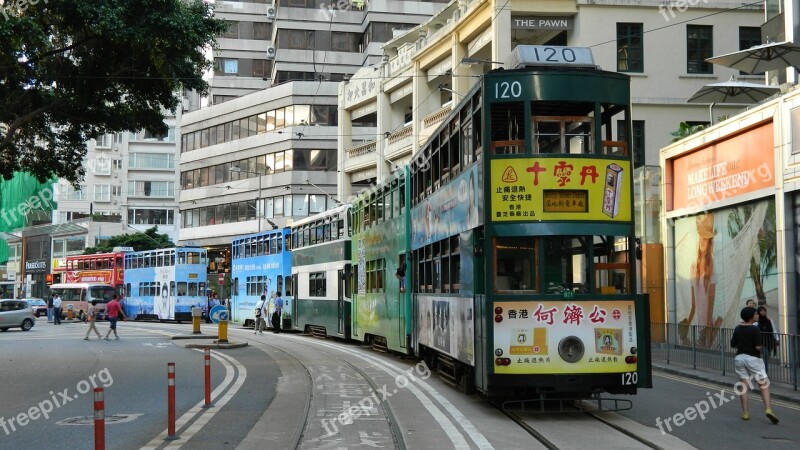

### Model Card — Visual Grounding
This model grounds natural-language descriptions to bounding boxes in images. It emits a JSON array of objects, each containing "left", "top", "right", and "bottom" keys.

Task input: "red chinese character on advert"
[
  {"left": 562, "top": 304, "right": 584, "bottom": 325},
  {"left": 589, "top": 305, "right": 607, "bottom": 324},
  {"left": 526, "top": 161, "right": 546, "bottom": 186},
  {"left": 553, "top": 161, "right": 574, "bottom": 187},
  {"left": 533, "top": 304, "right": 558, "bottom": 325},
  {"left": 579, "top": 165, "right": 599, "bottom": 185}
]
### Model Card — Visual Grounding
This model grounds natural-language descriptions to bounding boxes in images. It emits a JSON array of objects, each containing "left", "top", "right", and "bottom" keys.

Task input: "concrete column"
[
  {"left": 376, "top": 87, "right": 391, "bottom": 183},
  {"left": 412, "top": 60, "right": 433, "bottom": 157},
  {"left": 337, "top": 82, "right": 352, "bottom": 202},
  {"left": 451, "top": 32, "right": 470, "bottom": 98},
  {"left": 491, "top": 0, "right": 512, "bottom": 63}
]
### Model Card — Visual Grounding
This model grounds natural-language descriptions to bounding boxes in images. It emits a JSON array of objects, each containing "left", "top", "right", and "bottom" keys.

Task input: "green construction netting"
[{"left": 0, "top": 172, "right": 58, "bottom": 264}]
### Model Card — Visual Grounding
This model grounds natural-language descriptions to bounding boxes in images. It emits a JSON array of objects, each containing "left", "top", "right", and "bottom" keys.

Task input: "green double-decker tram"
[
  {"left": 290, "top": 205, "right": 352, "bottom": 338},
  {"left": 351, "top": 169, "right": 412, "bottom": 352}
]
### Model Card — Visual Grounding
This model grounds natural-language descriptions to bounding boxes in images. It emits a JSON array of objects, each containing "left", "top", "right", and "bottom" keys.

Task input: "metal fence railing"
[{"left": 650, "top": 322, "right": 799, "bottom": 391}]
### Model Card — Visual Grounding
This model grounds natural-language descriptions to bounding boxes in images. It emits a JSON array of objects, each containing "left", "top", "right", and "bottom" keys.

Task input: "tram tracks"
[
  {"left": 499, "top": 401, "right": 665, "bottom": 450},
  {"left": 246, "top": 332, "right": 406, "bottom": 450}
]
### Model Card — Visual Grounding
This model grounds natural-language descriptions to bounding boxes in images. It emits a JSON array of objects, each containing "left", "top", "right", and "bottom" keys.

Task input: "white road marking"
[{"left": 278, "top": 333, "right": 493, "bottom": 450}]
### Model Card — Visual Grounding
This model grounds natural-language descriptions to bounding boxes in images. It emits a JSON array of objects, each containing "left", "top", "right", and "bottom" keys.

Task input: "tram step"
[
  {"left": 371, "top": 335, "right": 388, "bottom": 353},
  {"left": 437, "top": 355, "right": 458, "bottom": 388},
  {"left": 309, "top": 326, "right": 327, "bottom": 339}
]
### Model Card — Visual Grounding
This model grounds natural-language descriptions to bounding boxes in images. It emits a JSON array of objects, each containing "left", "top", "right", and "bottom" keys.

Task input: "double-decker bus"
[
  {"left": 351, "top": 172, "right": 410, "bottom": 351},
  {"left": 290, "top": 204, "right": 352, "bottom": 338},
  {"left": 122, "top": 247, "right": 207, "bottom": 321},
  {"left": 231, "top": 228, "right": 292, "bottom": 327},
  {"left": 65, "top": 252, "right": 125, "bottom": 297}
]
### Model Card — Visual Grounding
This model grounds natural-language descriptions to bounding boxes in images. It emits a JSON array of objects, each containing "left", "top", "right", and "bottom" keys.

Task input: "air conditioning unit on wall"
[
  {"left": 266, "top": 46, "right": 276, "bottom": 60},
  {"left": 266, "top": 6, "right": 276, "bottom": 19}
]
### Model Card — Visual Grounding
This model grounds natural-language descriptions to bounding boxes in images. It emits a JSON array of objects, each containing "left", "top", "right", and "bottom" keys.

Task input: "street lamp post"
[{"left": 229, "top": 166, "right": 266, "bottom": 233}]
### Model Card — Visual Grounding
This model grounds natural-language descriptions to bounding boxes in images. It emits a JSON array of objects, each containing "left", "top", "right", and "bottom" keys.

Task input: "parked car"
[
  {"left": 27, "top": 298, "right": 48, "bottom": 318},
  {"left": 0, "top": 299, "right": 36, "bottom": 331}
]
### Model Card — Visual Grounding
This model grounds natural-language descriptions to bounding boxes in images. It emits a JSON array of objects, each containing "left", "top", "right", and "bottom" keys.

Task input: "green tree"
[
  {"left": 83, "top": 227, "right": 174, "bottom": 254},
  {"left": 670, "top": 122, "right": 706, "bottom": 142},
  {"left": 0, "top": 0, "right": 226, "bottom": 184}
]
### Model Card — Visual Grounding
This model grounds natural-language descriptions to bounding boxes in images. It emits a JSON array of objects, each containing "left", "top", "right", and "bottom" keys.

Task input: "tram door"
[
  {"left": 338, "top": 269, "right": 345, "bottom": 335},
  {"left": 291, "top": 274, "right": 298, "bottom": 326}
]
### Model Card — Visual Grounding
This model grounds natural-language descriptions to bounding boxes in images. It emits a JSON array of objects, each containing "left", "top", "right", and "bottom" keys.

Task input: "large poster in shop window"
[{"left": 493, "top": 300, "right": 637, "bottom": 374}]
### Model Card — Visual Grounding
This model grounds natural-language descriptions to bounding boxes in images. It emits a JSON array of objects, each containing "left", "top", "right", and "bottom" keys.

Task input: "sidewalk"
[{"left": 653, "top": 362, "right": 800, "bottom": 404}]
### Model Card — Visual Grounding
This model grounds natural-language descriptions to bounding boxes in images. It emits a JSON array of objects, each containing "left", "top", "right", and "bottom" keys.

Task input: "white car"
[{"left": 0, "top": 299, "right": 36, "bottom": 331}]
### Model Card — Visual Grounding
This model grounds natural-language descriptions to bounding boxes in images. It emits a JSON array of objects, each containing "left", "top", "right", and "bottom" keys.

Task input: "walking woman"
[
  {"left": 84, "top": 300, "right": 102, "bottom": 340},
  {"left": 756, "top": 306, "right": 779, "bottom": 374}
]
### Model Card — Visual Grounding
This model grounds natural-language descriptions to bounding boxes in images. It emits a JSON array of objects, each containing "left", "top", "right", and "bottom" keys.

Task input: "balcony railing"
[
  {"left": 348, "top": 140, "right": 377, "bottom": 158},
  {"left": 422, "top": 105, "right": 452, "bottom": 129},
  {"left": 388, "top": 125, "right": 412, "bottom": 144}
]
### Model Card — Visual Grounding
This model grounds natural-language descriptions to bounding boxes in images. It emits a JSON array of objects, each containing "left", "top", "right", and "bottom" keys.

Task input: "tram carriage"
[
  {"left": 231, "top": 228, "right": 292, "bottom": 327},
  {"left": 353, "top": 45, "right": 651, "bottom": 397},
  {"left": 290, "top": 204, "right": 353, "bottom": 338}
]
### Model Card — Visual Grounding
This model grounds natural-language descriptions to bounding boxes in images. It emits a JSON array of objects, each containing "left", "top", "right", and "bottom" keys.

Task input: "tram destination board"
[{"left": 542, "top": 190, "right": 588, "bottom": 213}]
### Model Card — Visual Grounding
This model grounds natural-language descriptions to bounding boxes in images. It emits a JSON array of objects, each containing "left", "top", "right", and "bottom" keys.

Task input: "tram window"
[
  {"left": 494, "top": 237, "right": 538, "bottom": 293},
  {"left": 157, "top": 253, "right": 164, "bottom": 267},
  {"left": 284, "top": 276, "right": 293, "bottom": 297},
  {"left": 170, "top": 281, "right": 175, "bottom": 297},
  {"left": 187, "top": 252, "right": 200, "bottom": 264},
  {"left": 188, "top": 283, "right": 197, "bottom": 296},
  {"left": 125, "top": 283, "right": 131, "bottom": 297},
  {"left": 489, "top": 102, "right": 524, "bottom": 154},
  {"left": 542, "top": 236, "right": 589, "bottom": 294},
  {"left": 177, "top": 282, "right": 187, "bottom": 296}
]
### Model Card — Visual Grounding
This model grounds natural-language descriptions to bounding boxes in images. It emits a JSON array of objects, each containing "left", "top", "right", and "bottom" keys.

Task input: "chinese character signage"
[
  {"left": 489, "top": 157, "right": 631, "bottom": 222},
  {"left": 493, "top": 300, "right": 637, "bottom": 374}
]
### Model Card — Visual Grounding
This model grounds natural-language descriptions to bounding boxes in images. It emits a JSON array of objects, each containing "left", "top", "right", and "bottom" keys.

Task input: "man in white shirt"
[
  {"left": 253, "top": 295, "right": 267, "bottom": 334},
  {"left": 52, "top": 294, "right": 62, "bottom": 325}
]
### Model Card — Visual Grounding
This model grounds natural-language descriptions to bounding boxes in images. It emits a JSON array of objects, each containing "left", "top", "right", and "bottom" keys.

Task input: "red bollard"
[
  {"left": 94, "top": 388, "right": 105, "bottom": 450},
  {"left": 166, "top": 362, "right": 178, "bottom": 440},
  {"left": 203, "top": 348, "right": 211, "bottom": 408}
]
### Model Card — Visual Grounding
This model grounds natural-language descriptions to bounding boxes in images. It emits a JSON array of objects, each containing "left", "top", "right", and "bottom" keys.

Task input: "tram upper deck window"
[
  {"left": 493, "top": 237, "right": 538, "bottom": 293},
  {"left": 489, "top": 102, "right": 524, "bottom": 155},
  {"left": 534, "top": 117, "right": 593, "bottom": 154}
]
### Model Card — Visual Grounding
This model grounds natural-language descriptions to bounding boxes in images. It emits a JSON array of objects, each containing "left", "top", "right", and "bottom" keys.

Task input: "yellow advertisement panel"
[
  {"left": 490, "top": 157, "right": 632, "bottom": 222},
  {"left": 493, "top": 300, "right": 637, "bottom": 374}
]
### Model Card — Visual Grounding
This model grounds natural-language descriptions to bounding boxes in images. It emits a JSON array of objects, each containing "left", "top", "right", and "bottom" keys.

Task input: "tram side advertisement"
[
  {"left": 490, "top": 157, "right": 631, "bottom": 222},
  {"left": 493, "top": 300, "right": 637, "bottom": 375}
]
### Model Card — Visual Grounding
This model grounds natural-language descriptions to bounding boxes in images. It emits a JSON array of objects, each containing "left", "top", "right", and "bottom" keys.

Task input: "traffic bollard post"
[
  {"left": 165, "top": 362, "right": 178, "bottom": 440},
  {"left": 217, "top": 319, "right": 228, "bottom": 343},
  {"left": 203, "top": 348, "right": 212, "bottom": 408},
  {"left": 94, "top": 388, "right": 105, "bottom": 450},
  {"left": 192, "top": 306, "right": 202, "bottom": 334}
]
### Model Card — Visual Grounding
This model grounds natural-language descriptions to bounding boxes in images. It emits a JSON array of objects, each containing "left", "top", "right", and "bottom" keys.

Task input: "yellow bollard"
[
  {"left": 67, "top": 309, "right": 73, "bottom": 320},
  {"left": 192, "top": 307, "right": 202, "bottom": 334},
  {"left": 217, "top": 320, "right": 228, "bottom": 343}
]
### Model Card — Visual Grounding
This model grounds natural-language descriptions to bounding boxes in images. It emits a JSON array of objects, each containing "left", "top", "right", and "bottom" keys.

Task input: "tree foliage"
[
  {"left": 670, "top": 122, "right": 706, "bottom": 142},
  {"left": 82, "top": 226, "right": 174, "bottom": 254},
  {"left": 0, "top": 0, "right": 226, "bottom": 184}
]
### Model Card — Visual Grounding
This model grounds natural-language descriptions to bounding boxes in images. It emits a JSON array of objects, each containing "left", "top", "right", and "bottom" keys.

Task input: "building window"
[
  {"left": 223, "top": 21, "right": 239, "bottom": 38},
  {"left": 617, "top": 23, "right": 643, "bottom": 73},
  {"left": 687, "top": 25, "right": 713, "bottom": 74},
  {"left": 253, "top": 22, "right": 271, "bottom": 40},
  {"left": 111, "top": 185, "right": 121, "bottom": 197},
  {"left": 215, "top": 58, "right": 239, "bottom": 76},
  {"left": 128, "top": 181, "right": 174, "bottom": 198},
  {"left": 252, "top": 59, "right": 270, "bottom": 77},
  {"left": 739, "top": 27, "right": 761, "bottom": 75},
  {"left": 618, "top": 120, "right": 645, "bottom": 168},
  {"left": 127, "top": 209, "right": 175, "bottom": 225},
  {"left": 93, "top": 184, "right": 111, "bottom": 202},
  {"left": 112, "top": 159, "right": 122, "bottom": 171},
  {"left": 278, "top": 29, "right": 314, "bottom": 49},
  {"left": 791, "top": 107, "right": 800, "bottom": 154},
  {"left": 93, "top": 157, "right": 111, "bottom": 175}
]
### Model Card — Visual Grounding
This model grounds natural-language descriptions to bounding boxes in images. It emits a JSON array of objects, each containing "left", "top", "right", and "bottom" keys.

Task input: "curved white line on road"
[
  {"left": 277, "top": 333, "right": 489, "bottom": 450},
  {"left": 655, "top": 372, "right": 800, "bottom": 411},
  {"left": 139, "top": 349, "right": 242, "bottom": 449}
]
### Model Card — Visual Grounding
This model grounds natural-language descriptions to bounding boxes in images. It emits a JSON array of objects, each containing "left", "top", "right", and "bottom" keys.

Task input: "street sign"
[
  {"left": 209, "top": 306, "right": 229, "bottom": 324},
  {"left": 218, "top": 273, "right": 225, "bottom": 284}
]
